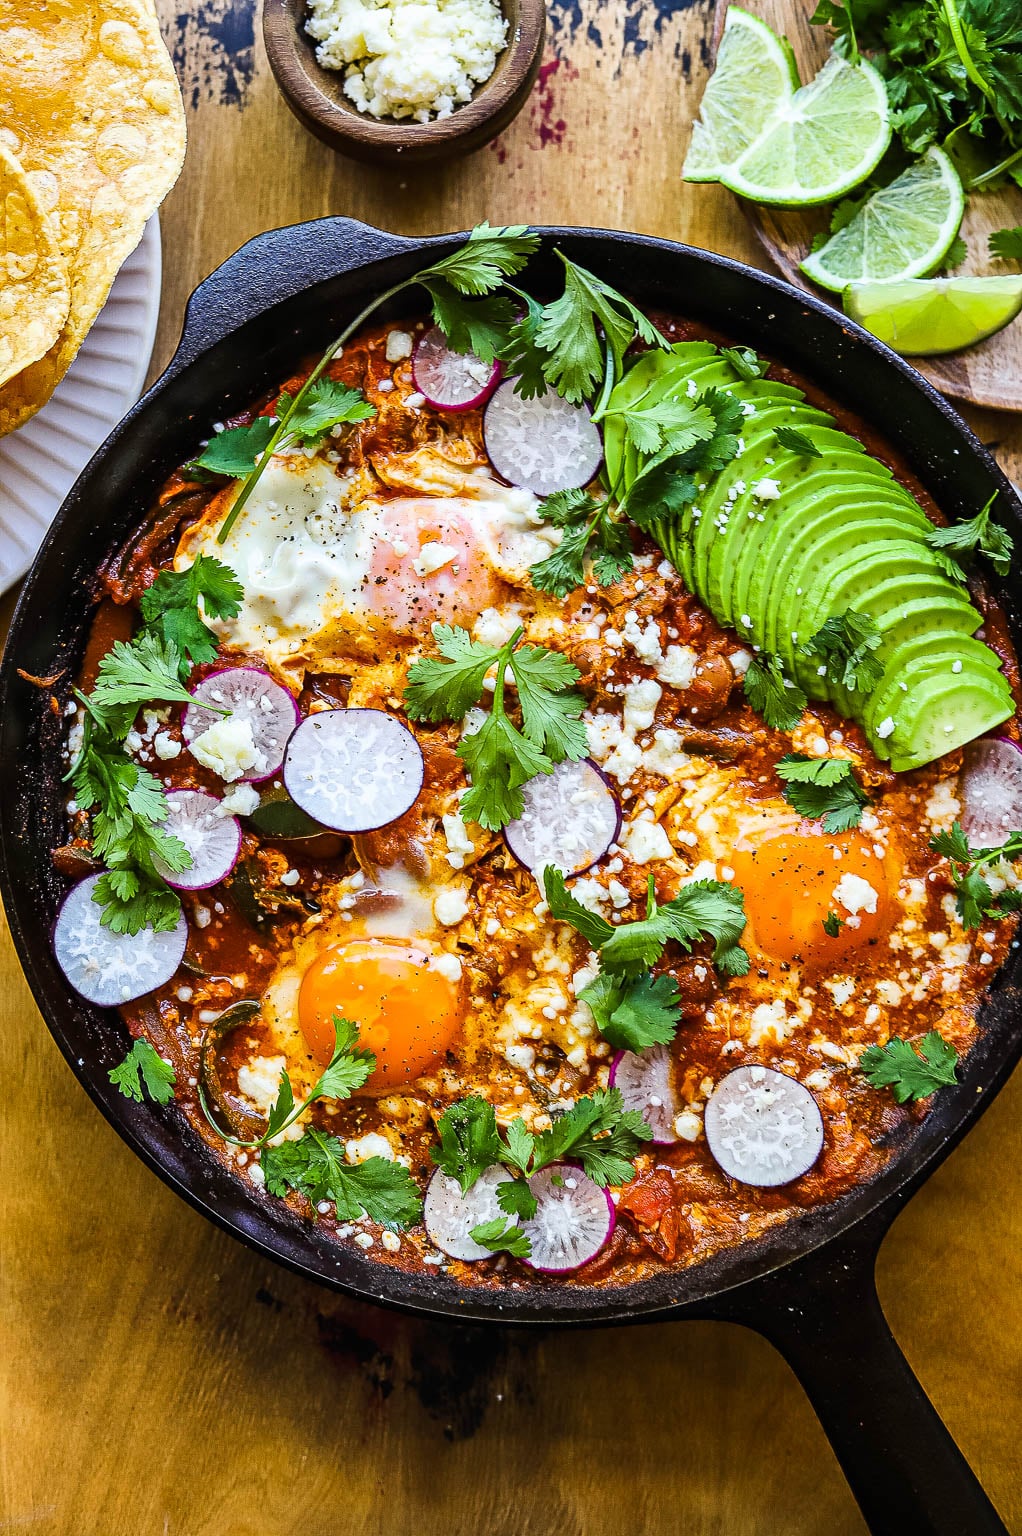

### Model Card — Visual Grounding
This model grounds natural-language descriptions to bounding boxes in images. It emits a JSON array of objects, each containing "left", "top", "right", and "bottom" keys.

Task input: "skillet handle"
[
  {"left": 724, "top": 1234, "right": 1008, "bottom": 1536},
  {"left": 165, "top": 217, "right": 422, "bottom": 376}
]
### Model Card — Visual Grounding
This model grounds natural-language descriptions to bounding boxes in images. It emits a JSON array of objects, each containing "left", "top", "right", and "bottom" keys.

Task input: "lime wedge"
[
  {"left": 720, "top": 54, "right": 891, "bottom": 207},
  {"left": 801, "top": 147, "right": 965, "bottom": 292},
  {"left": 844, "top": 275, "right": 1022, "bottom": 355},
  {"left": 683, "top": 7, "right": 799, "bottom": 184}
]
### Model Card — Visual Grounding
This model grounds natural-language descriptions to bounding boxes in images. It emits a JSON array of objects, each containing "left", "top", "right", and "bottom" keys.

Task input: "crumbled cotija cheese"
[{"left": 305, "top": 0, "right": 508, "bottom": 123}]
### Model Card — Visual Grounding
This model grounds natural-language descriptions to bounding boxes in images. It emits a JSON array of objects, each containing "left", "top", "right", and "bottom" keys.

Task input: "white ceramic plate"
[{"left": 0, "top": 215, "right": 162, "bottom": 595}]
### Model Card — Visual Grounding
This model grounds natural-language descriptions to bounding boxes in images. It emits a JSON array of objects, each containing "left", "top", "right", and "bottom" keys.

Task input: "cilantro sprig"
[
  {"left": 929, "top": 820, "right": 1022, "bottom": 929},
  {"left": 802, "top": 611, "right": 884, "bottom": 695},
  {"left": 742, "top": 652, "right": 808, "bottom": 732},
  {"left": 199, "top": 1015, "right": 375, "bottom": 1150},
  {"left": 431, "top": 1089, "right": 653, "bottom": 1254},
  {"left": 924, "top": 494, "right": 1014, "bottom": 581},
  {"left": 859, "top": 1031, "right": 959, "bottom": 1103},
  {"left": 543, "top": 866, "right": 748, "bottom": 1053},
  {"left": 528, "top": 489, "right": 635, "bottom": 597},
  {"left": 109, "top": 1038, "right": 176, "bottom": 1105},
  {"left": 262, "top": 1130, "right": 422, "bottom": 1229},
  {"left": 193, "top": 379, "right": 375, "bottom": 486},
  {"left": 404, "top": 623, "right": 587, "bottom": 830},
  {"left": 776, "top": 753, "right": 870, "bottom": 832},
  {"left": 66, "top": 556, "right": 241, "bottom": 934}
]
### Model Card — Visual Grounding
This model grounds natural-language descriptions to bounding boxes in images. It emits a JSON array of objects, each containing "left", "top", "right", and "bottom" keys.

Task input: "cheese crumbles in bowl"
[
  {"left": 304, "top": 0, "right": 508, "bottom": 121},
  {"left": 47, "top": 227, "right": 1022, "bottom": 1287}
]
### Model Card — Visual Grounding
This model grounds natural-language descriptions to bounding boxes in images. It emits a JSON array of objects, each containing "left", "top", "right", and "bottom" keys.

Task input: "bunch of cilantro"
[
  {"left": 813, "top": 0, "right": 1022, "bottom": 192},
  {"left": 67, "top": 555, "right": 243, "bottom": 934}
]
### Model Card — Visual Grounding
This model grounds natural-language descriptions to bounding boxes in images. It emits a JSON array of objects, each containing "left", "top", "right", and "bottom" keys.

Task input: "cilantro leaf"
[
  {"left": 431, "top": 1095, "right": 505, "bottom": 1192},
  {"left": 90, "top": 634, "right": 196, "bottom": 715},
  {"left": 776, "top": 753, "right": 870, "bottom": 831},
  {"left": 495, "top": 293, "right": 550, "bottom": 398},
  {"left": 743, "top": 652, "right": 807, "bottom": 732},
  {"left": 608, "top": 396, "right": 717, "bottom": 459},
  {"left": 261, "top": 1129, "right": 422, "bottom": 1228},
  {"left": 534, "top": 253, "right": 669, "bottom": 403},
  {"left": 496, "top": 1177, "right": 538, "bottom": 1220},
  {"left": 404, "top": 625, "right": 586, "bottom": 831},
  {"left": 139, "top": 554, "right": 243, "bottom": 676},
  {"left": 578, "top": 970, "right": 681, "bottom": 1052},
  {"left": 924, "top": 494, "right": 1014, "bottom": 578},
  {"left": 859, "top": 1031, "right": 959, "bottom": 1103},
  {"left": 252, "top": 1016, "right": 373, "bottom": 1148},
  {"left": 775, "top": 425, "right": 822, "bottom": 459},
  {"left": 939, "top": 233, "right": 969, "bottom": 272},
  {"left": 542, "top": 866, "right": 615, "bottom": 948},
  {"left": 423, "top": 281, "right": 518, "bottom": 363},
  {"left": 990, "top": 226, "right": 1022, "bottom": 260},
  {"left": 823, "top": 910, "right": 845, "bottom": 937},
  {"left": 108, "top": 1039, "right": 176, "bottom": 1105},
  {"left": 416, "top": 223, "right": 541, "bottom": 296},
  {"left": 469, "top": 1217, "right": 533, "bottom": 1257},
  {"left": 720, "top": 345, "right": 769, "bottom": 381},
  {"left": 802, "top": 610, "right": 884, "bottom": 694},
  {"left": 189, "top": 416, "right": 276, "bottom": 478},
  {"left": 617, "top": 449, "right": 698, "bottom": 530},
  {"left": 277, "top": 377, "right": 375, "bottom": 445}
]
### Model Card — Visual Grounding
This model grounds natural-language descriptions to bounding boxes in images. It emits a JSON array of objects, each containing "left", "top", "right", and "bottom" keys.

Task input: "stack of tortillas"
[{"left": 0, "top": 0, "right": 186, "bottom": 438}]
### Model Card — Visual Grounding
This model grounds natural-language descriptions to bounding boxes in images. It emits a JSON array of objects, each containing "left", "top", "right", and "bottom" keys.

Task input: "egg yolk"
[
  {"left": 298, "top": 938, "right": 464, "bottom": 1090},
  {"left": 727, "top": 824, "right": 894, "bottom": 967}
]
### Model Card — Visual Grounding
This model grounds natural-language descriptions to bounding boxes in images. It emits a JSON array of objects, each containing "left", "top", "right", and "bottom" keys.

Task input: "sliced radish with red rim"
[
  {"left": 283, "top": 708, "right": 424, "bottom": 833},
  {"left": 704, "top": 1066, "right": 823, "bottom": 1187},
  {"left": 484, "top": 380, "right": 603, "bottom": 496},
  {"left": 54, "top": 873, "right": 188, "bottom": 1006},
  {"left": 503, "top": 757, "right": 620, "bottom": 875},
  {"left": 610, "top": 1044, "right": 680, "bottom": 1145},
  {"left": 960, "top": 736, "right": 1022, "bottom": 848},
  {"left": 423, "top": 1166, "right": 517, "bottom": 1261},
  {"left": 184, "top": 668, "right": 299, "bottom": 783},
  {"left": 521, "top": 1162, "right": 615, "bottom": 1273},
  {"left": 412, "top": 326, "right": 501, "bottom": 411},
  {"left": 154, "top": 789, "right": 242, "bottom": 890}
]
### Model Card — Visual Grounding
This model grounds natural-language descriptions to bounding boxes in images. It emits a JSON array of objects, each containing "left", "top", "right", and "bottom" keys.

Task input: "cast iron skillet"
[{"left": 1, "top": 220, "right": 1020, "bottom": 1535}]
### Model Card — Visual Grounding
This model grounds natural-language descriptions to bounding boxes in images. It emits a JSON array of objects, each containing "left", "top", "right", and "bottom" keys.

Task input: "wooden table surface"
[{"left": 2, "top": 3, "right": 1022, "bottom": 1532}]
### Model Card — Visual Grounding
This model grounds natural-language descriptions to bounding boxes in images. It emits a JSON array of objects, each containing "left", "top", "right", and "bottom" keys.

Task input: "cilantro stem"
[
  {"left": 589, "top": 340, "right": 617, "bottom": 422},
  {"left": 216, "top": 277, "right": 411, "bottom": 544},
  {"left": 941, "top": 0, "right": 998, "bottom": 113}
]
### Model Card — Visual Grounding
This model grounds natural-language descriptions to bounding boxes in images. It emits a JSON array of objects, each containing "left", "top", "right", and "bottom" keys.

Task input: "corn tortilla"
[
  {"left": 0, "top": 141, "right": 70, "bottom": 390},
  {"left": 0, "top": 0, "right": 186, "bottom": 437}
]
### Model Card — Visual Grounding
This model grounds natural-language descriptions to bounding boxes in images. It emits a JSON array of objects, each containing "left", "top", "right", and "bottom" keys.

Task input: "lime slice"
[
  {"left": 720, "top": 54, "right": 891, "bottom": 207},
  {"left": 683, "top": 7, "right": 799, "bottom": 184},
  {"left": 844, "top": 275, "right": 1022, "bottom": 355},
  {"left": 801, "top": 147, "right": 965, "bottom": 292}
]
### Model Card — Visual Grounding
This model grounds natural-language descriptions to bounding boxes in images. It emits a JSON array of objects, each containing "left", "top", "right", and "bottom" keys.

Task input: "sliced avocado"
[
  {"left": 755, "top": 484, "right": 927, "bottom": 656},
  {"left": 884, "top": 669, "right": 1015, "bottom": 772},
  {"left": 791, "top": 543, "right": 945, "bottom": 672},
  {"left": 604, "top": 342, "right": 722, "bottom": 489},
  {"left": 792, "top": 569, "right": 976, "bottom": 694},
  {"left": 864, "top": 640, "right": 1007, "bottom": 743}
]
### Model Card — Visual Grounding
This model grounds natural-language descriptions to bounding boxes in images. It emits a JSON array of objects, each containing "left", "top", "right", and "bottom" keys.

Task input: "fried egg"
[{"left": 175, "top": 454, "right": 560, "bottom": 683}]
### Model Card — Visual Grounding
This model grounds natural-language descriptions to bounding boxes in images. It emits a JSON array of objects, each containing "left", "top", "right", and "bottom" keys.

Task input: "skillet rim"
[{"left": 2, "top": 219, "right": 1021, "bottom": 1327}]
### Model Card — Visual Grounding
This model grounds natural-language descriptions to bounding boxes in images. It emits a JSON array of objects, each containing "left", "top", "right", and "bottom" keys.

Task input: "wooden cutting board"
[{"left": 710, "top": 0, "right": 1022, "bottom": 413}]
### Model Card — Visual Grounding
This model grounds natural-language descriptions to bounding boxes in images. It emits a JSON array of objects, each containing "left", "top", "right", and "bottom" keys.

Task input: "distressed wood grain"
[{"left": 1, "top": 1, "right": 1021, "bottom": 1532}]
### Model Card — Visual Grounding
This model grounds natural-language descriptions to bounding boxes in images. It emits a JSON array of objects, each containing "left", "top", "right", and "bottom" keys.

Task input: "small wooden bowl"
[{"left": 263, "top": 0, "right": 545, "bottom": 166}]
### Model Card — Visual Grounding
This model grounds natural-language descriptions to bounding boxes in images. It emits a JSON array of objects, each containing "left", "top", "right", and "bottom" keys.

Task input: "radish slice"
[
  {"left": 154, "top": 789, "right": 242, "bottom": 890},
  {"left": 503, "top": 758, "right": 621, "bottom": 875},
  {"left": 423, "top": 1166, "right": 517, "bottom": 1261},
  {"left": 183, "top": 668, "right": 300, "bottom": 783},
  {"left": 960, "top": 736, "right": 1022, "bottom": 848},
  {"left": 521, "top": 1163, "right": 615, "bottom": 1273},
  {"left": 412, "top": 326, "right": 501, "bottom": 411},
  {"left": 704, "top": 1066, "right": 824, "bottom": 1187},
  {"left": 53, "top": 873, "right": 188, "bottom": 1006},
  {"left": 610, "top": 1044, "right": 680, "bottom": 1144},
  {"left": 283, "top": 708, "right": 424, "bottom": 832},
  {"left": 484, "top": 380, "right": 603, "bottom": 496}
]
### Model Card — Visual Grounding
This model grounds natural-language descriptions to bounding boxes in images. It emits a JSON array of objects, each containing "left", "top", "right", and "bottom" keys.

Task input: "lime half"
[
  {"left": 801, "top": 147, "right": 965, "bottom": 292},
  {"left": 720, "top": 54, "right": 891, "bottom": 207},
  {"left": 683, "top": 7, "right": 798, "bottom": 184},
  {"left": 845, "top": 275, "right": 1022, "bottom": 355}
]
